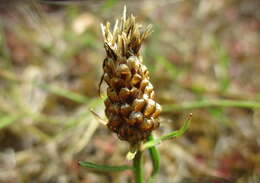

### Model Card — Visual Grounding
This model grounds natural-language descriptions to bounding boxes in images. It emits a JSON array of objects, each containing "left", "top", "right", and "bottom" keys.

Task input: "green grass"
[
  {"left": 163, "top": 99, "right": 260, "bottom": 112},
  {"left": 212, "top": 37, "right": 231, "bottom": 93}
]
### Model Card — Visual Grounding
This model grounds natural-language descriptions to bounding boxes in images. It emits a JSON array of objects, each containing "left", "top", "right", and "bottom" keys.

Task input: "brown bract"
[{"left": 100, "top": 7, "right": 161, "bottom": 145}]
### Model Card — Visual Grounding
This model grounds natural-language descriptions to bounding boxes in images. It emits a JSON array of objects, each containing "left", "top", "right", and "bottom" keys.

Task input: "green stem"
[
  {"left": 163, "top": 99, "right": 260, "bottom": 112},
  {"left": 148, "top": 135, "right": 160, "bottom": 183},
  {"left": 133, "top": 151, "right": 144, "bottom": 183}
]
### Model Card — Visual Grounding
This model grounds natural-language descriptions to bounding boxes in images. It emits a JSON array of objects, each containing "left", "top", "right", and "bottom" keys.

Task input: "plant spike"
[{"left": 100, "top": 6, "right": 161, "bottom": 146}]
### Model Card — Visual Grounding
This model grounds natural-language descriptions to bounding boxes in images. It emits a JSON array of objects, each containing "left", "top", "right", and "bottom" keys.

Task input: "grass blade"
[
  {"left": 0, "top": 114, "right": 21, "bottom": 129},
  {"left": 163, "top": 100, "right": 260, "bottom": 112},
  {"left": 40, "top": 84, "right": 88, "bottom": 103},
  {"left": 142, "top": 113, "right": 192, "bottom": 150},
  {"left": 79, "top": 161, "right": 132, "bottom": 172},
  {"left": 148, "top": 134, "right": 160, "bottom": 183}
]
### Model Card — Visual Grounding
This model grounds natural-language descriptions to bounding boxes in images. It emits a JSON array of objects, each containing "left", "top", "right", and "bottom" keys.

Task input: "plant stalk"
[{"left": 133, "top": 150, "right": 144, "bottom": 183}]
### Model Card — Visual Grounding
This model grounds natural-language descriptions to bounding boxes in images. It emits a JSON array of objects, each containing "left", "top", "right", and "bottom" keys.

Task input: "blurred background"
[{"left": 0, "top": 0, "right": 260, "bottom": 182}]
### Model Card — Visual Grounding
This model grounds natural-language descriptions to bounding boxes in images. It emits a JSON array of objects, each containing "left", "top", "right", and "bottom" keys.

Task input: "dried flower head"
[{"left": 100, "top": 7, "right": 161, "bottom": 145}]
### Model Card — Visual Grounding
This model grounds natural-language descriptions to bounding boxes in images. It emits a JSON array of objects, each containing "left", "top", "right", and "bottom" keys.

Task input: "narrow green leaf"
[
  {"left": 142, "top": 114, "right": 192, "bottom": 150},
  {"left": 163, "top": 100, "right": 260, "bottom": 112},
  {"left": 160, "top": 114, "right": 191, "bottom": 141},
  {"left": 212, "top": 37, "right": 230, "bottom": 93},
  {"left": 0, "top": 114, "right": 21, "bottom": 129},
  {"left": 148, "top": 135, "right": 160, "bottom": 183},
  {"left": 79, "top": 161, "right": 132, "bottom": 172},
  {"left": 39, "top": 84, "right": 88, "bottom": 103}
]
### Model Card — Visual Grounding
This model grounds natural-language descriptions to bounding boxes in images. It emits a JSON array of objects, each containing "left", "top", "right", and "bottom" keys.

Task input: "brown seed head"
[{"left": 100, "top": 7, "right": 161, "bottom": 145}]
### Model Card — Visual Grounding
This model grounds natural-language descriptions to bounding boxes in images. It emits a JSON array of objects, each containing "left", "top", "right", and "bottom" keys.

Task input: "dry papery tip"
[
  {"left": 90, "top": 109, "right": 107, "bottom": 125},
  {"left": 100, "top": 6, "right": 153, "bottom": 57},
  {"left": 123, "top": 5, "right": 127, "bottom": 22}
]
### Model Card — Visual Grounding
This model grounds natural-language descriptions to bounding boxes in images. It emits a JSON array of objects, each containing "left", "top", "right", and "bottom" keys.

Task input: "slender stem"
[
  {"left": 163, "top": 99, "right": 260, "bottom": 112},
  {"left": 148, "top": 135, "right": 160, "bottom": 183},
  {"left": 133, "top": 151, "right": 144, "bottom": 183}
]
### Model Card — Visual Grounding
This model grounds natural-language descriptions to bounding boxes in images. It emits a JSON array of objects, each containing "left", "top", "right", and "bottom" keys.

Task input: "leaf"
[
  {"left": 39, "top": 84, "right": 88, "bottom": 103},
  {"left": 163, "top": 100, "right": 260, "bottom": 112},
  {"left": 142, "top": 113, "right": 192, "bottom": 150},
  {"left": 212, "top": 37, "right": 230, "bottom": 93},
  {"left": 79, "top": 161, "right": 132, "bottom": 172},
  {"left": 147, "top": 135, "right": 160, "bottom": 183},
  {"left": 0, "top": 114, "right": 21, "bottom": 129}
]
